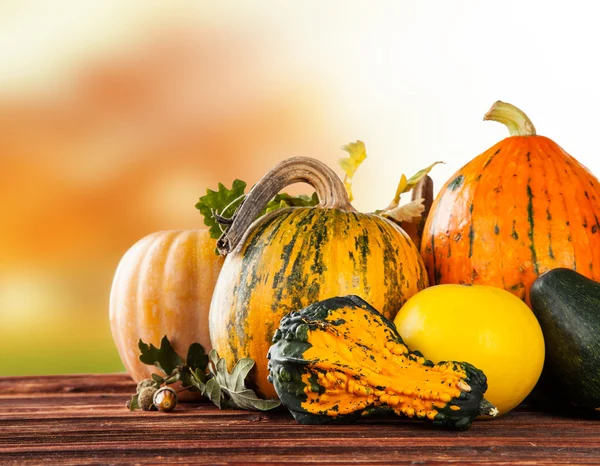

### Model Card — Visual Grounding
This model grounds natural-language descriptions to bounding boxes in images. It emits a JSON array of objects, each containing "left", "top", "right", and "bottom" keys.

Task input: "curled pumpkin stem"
[
  {"left": 484, "top": 101, "right": 536, "bottom": 136},
  {"left": 217, "top": 157, "right": 354, "bottom": 255}
]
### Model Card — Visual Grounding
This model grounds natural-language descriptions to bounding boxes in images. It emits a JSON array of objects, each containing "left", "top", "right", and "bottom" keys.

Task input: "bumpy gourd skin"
[{"left": 267, "top": 295, "right": 494, "bottom": 430}]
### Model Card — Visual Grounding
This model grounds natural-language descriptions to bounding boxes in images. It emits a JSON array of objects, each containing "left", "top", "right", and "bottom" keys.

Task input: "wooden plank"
[{"left": 0, "top": 374, "right": 599, "bottom": 465}]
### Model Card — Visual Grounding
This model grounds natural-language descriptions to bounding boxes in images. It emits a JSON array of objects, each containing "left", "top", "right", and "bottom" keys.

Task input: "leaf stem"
[{"left": 220, "top": 193, "right": 247, "bottom": 217}]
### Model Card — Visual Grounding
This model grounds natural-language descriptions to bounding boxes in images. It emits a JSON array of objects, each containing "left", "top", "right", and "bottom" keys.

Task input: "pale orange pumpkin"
[{"left": 109, "top": 230, "right": 223, "bottom": 396}]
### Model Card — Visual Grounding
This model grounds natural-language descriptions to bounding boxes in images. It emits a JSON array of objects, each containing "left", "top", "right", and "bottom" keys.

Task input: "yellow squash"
[{"left": 394, "top": 284, "right": 545, "bottom": 415}]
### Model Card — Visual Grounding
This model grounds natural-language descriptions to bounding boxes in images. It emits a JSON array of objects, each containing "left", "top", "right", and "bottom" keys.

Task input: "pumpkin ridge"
[
  {"left": 194, "top": 230, "right": 221, "bottom": 353},
  {"left": 229, "top": 210, "right": 294, "bottom": 361},
  {"left": 163, "top": 231, "right": 188, "bottom": 341},
  {"left": 139, "top": 233, "right": 169, "bottom": 347},
  {"left": 510, "top": 141, "right": 532, "bottom": 296},
  {"left": 461, "top": 145, "right": 494, "bottom": 282},
  {"left": 565, "top": 145, "right": 600, "bottom": 233},
  {"left": 354, "top": 226, "right": 371, "bottom": 293},
  {"left": 110, "top": 234, "right": 150, "bottom": 371},
  {"left": 467, "top": 203, "right": 475, "bottom": 259},
  {"left": 259, "top": 209, "right": 323, "bottom": 375},
  {"left": 541, "top": 138, "right": 576, "bottom": 271},
  {"left": 460, "top": 150, "right": 492, "bottom": 282},
  {"left": 525, "top": 139, "right": 555, "bottom": 282},
  {"left": 526, "top": 179, "right": 539, "bottom": 276},
  {"left": 557, "top": 140, "right": 600, "bottom": 275},
  {"left": 271, "top": 210, "right": 313, "bottom": 299},
  {"left": 534, "top": 141, "right": 555, "bottom": 263},
  {"left": 110, "top": 233, "right": 144, "bottom": 364},
  {"left": 192, "top": 232, "right": 201, "bottom": 337},
  {"left": 490, "top": 137, "right": 515, "bottom": 290},
  {"left": 547, "top": 137, "right": 594, "bottom": 275},
  {"left": 577, "top": 163, "right": 600, "bottom": 230},
  {"left": 308, "top": 213, "right": 328, "bottom": 277},
  {"left": 482, "top": 149, "right": 499, "bottom": 169},
  {"left": 424, "top": 197, "right": 440, "bottom": 285},
  {"left": 287, "top": 211, "right": 322, "bottom": 312},
  {"left": 371, "top": 218, "right": 405, "bottom": 317}
]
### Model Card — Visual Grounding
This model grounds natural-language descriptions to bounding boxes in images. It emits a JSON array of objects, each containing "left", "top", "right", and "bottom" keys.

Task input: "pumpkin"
[
  {"left": 210, "top": 157, "right": 428, "bottom": 399},
  {"left": 109, "top": 230, "right": 223, "bottom": 397},
  {"left": 268, "top": 295, "right": 497, "bottom": 430},
  {"left": 421, "top": 101, "right": 600, "bottom": 304},
  {"left": 394, "top": 284, "right": 545, "bottom": 415}
]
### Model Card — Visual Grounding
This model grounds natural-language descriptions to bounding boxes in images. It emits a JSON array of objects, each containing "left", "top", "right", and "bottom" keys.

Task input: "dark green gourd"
[
  {"left": 267, "top": 295, "right": 497, "bottom": 430},
  {"left": 530, "top": 268, "right": 600, "bottom": 410}
]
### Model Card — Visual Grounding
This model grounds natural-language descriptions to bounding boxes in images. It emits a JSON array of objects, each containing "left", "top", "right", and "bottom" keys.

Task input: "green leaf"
[
  {"left": 127, "top": 340, "right": 279, "bottom": 413},
  {"left": 216, "top": 357, "right": 227, "bottom": 381},
  {"left": 193, "top": 368, "right": 207, "bottom": 384},
  {"left": 186, "top": 343, "right": 208, "bottom": 373},
  {"left": 381, "top": 161, "right": 443, "bottom": 218},
  {"left": 138, "top": 336, "right": 183, "bottom": 376},
  {"left": 223, "top": 388, "right": 282, "bottom": 411},
  {"left": 196, "top": 179, "right": 319, "bottom": 245},
  {"left": 339, "top": 140, "right": 367, "bottom": 202},
  {"left": 151, "top": 373, "right": 165, "bottom": 385},
  {"left": 164, "top": 371, "right": 181, "bottom": 385},
  {"left": 207, "top": 349, "right": 219, "bottom": 373},
  {"left": 127, "top": 394, "right": 140, "bottom": 411},
  {"left": 203, "top": 349, "right": 280, "bottom": 411},
  {"left": 189, "top": 368, "right": 207, "bottom": 391},
  {"left": 390, "top": 161, "right": 443, "bottom": 206},
  {"left": 404, "top": 161, "right": 443, "bottom": 193},
  {"left": 204, "top": 378, "right": 222, "bottom": 409},
  {"left": 195, "top": 179, "right": 247, "bottom": 240},
  {"left": 228, "top": 358, "right": 255, "bottom": 392},
  {"left": 178, "top": 371, "right": 198, "bottom": 391},
  {"left": 262, "top": 192, "right": 319, "bottom": 214}
]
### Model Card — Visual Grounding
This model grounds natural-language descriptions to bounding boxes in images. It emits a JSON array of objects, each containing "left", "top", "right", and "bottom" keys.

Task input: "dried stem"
[{"left": 217, "top": 157, "right": 354, "bottom": 255}]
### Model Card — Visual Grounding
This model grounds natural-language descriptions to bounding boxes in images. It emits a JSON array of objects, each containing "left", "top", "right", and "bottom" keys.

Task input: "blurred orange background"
[{"left": 2, "top": 1, "right": 600, "bottom": 375}]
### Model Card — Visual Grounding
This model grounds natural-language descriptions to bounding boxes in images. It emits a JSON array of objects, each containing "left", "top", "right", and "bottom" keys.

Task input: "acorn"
[
  {"left": 138, "top": 387, "right": 158, "bottom": 411},
  {"left": 153, "top": 387, "right": 178, "bottom": 412},
  {"left": 136, "top": 379, "right": 159, "bottom": 393}
]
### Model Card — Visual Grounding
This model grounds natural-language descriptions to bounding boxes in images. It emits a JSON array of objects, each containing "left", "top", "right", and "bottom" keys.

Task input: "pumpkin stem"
[
  {"left": 217, "top": 156, "right": 354, "bottom": 255},
  {"left": 483, "top": 101, "right": 536, "bottom": 136}
]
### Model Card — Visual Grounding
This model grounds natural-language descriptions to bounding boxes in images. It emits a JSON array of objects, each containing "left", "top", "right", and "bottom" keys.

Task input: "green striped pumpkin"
[{"left": 209, "top": 157, "right": 428, "bottom": 399}]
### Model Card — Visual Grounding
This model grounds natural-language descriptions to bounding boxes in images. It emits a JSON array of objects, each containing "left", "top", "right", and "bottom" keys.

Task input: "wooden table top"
[{"left": 1, "top": 373, "right": 599, "bottom": 465}]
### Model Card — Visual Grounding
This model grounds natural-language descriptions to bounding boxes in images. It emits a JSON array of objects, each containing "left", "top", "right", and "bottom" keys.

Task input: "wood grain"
[{"left": 0, "top": 374, "right": 599, "bottom": 465}]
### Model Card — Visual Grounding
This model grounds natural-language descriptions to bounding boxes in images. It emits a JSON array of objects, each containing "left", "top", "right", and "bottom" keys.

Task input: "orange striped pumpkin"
[{"left": 421, "top": 101, "right": 600, "bottom": 304}]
